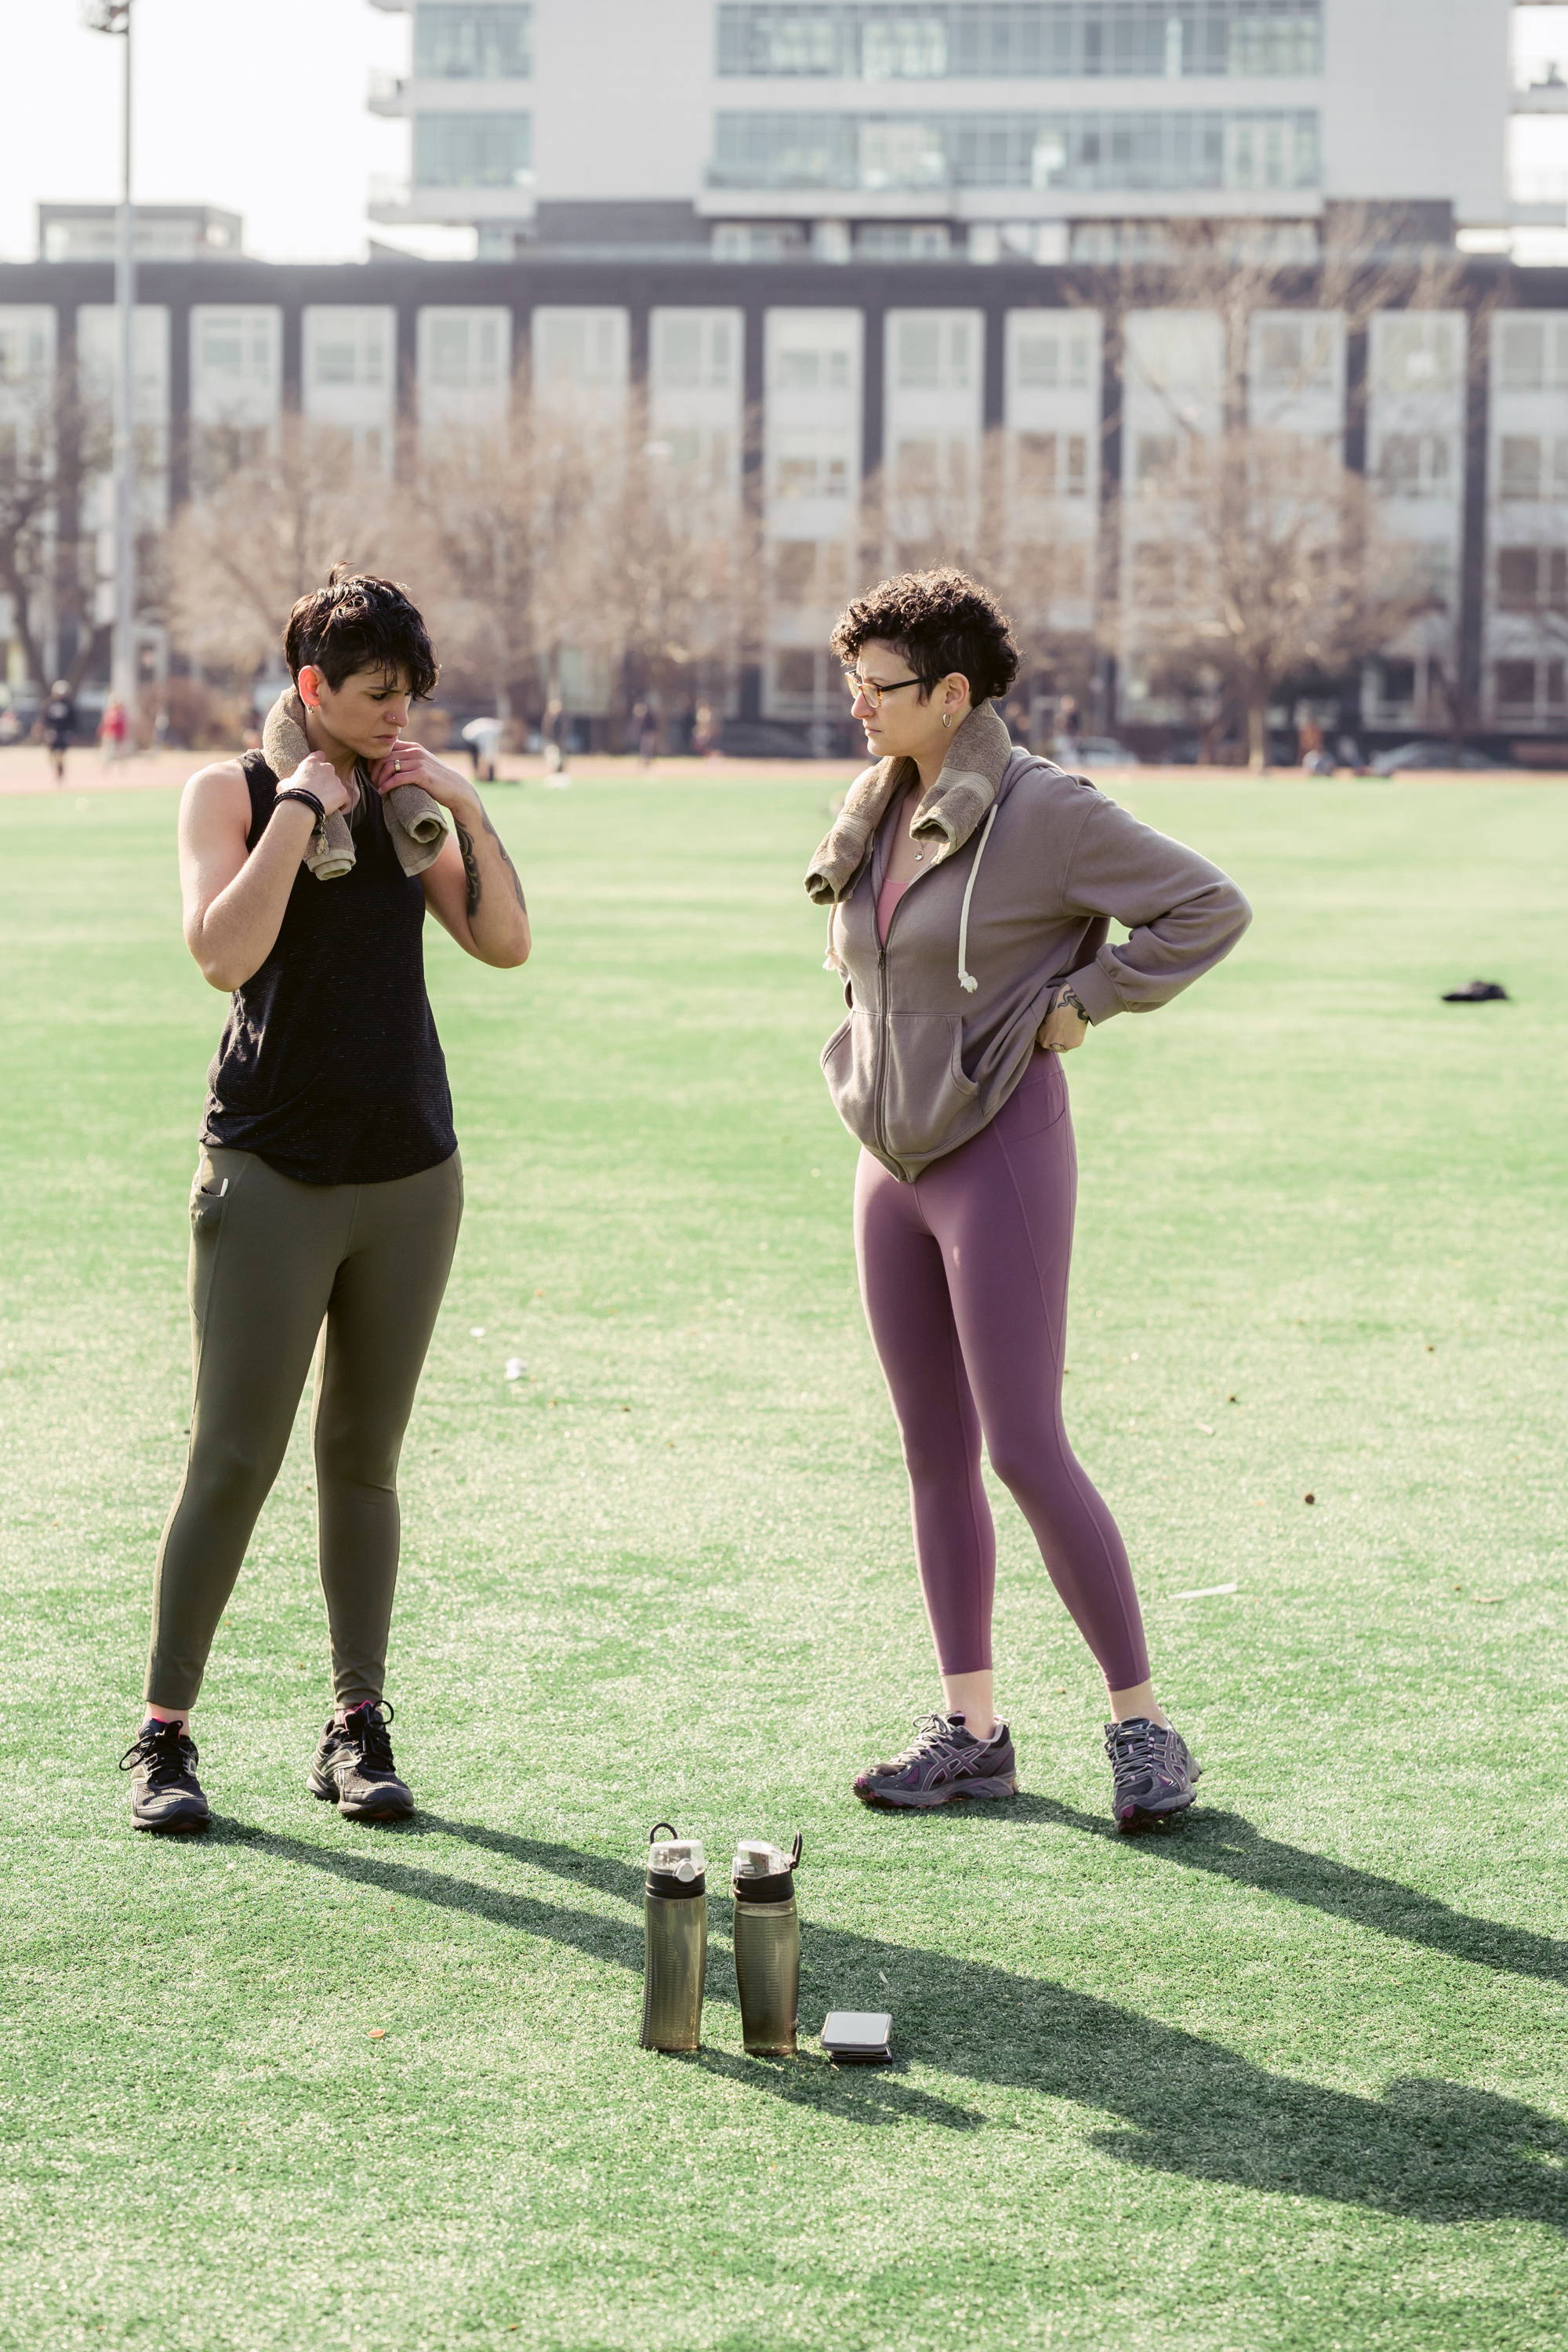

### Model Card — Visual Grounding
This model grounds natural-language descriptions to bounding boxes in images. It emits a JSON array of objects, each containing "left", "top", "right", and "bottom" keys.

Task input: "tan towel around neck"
[
  {"left": 260, "top": 690, "right": 448, "bottom": 882},
  {"left": 803, "top": 699, "right": 1014, "bottom": 906}
]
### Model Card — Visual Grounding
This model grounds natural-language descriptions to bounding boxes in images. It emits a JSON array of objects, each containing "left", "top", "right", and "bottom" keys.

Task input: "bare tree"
[
  {"left": 608, "top": 392, "right": 763, "bottom": 739},
  {"left": 165, "top": 416, "right": 401, "bottom": 679},
  {"left": 401, "top": 385, "right": 618, "bottom": 728},
  {"left": 1093, "top": 215, "right": 1479, "bottom": 759},
  {"left": 0, "top": 381, "right": 112, "bottom": 691},
  {"left": 1125, "top": 426, "right": 1440, "bottom": 766}
]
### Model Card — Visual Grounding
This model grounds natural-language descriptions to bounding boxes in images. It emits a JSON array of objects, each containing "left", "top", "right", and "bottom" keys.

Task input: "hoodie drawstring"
[{"left": 956, "top": 805, "right": 997, "bottom": 995}]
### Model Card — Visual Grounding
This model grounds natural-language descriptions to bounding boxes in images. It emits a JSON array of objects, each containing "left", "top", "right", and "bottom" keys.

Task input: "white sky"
[{"left": 2, "top": 0, "right": 419, "bottom": 263}]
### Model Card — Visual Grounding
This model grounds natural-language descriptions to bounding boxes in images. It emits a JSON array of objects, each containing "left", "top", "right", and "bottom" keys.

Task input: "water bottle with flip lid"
[
  {"left": 640, "top": 1823, "right": 707, "bottom": 2053},
  {"left": 731, "top": 1831, "right": 803, "bottom": 2056}
]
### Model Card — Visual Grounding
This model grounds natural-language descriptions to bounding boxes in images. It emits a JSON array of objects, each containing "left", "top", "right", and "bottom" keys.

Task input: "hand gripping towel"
[{"left": 261, "top": 691, "right": 448, "bottom": 882}]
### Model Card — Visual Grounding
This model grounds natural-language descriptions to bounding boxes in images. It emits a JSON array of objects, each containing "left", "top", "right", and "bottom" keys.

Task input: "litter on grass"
[
  {"left": 1168, "top": 1580, "right": 1239, "bottom": 1601},
  {"left": 504, "top": 1358, "right": 524, "bottom": 1381}
]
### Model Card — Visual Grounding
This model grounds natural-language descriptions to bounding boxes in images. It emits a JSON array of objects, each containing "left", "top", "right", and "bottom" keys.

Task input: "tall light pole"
[{"left": 82, "top": 1, "right": 136, "bottom": 727}]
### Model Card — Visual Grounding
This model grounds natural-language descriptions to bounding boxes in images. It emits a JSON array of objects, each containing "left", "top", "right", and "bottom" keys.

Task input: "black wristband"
[{"left": 274, "top": 786, "right": 325, "bottom": 825}]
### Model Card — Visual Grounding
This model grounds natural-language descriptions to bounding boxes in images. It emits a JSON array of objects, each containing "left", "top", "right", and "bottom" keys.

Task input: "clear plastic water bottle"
[
  {"left": 731, "top": 1832, "right": 802, "bottom": 2056},
  {"left": 640, "top": 1823, "right": 707, "bottom": 2053}
]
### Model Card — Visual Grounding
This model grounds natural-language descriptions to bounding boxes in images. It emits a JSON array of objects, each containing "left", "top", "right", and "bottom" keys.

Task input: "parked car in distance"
[
  {"left": 1370, "top": 740, "right": 1522, "bottom": 774},
  {"left": 1073, "top": 735, "right": 1142, "bottom": 768}
]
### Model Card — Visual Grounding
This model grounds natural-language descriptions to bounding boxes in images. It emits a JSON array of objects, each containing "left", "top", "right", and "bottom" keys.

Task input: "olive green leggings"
[{"left": 145, "top": 1145, "right": 463, "bottom": 1711}]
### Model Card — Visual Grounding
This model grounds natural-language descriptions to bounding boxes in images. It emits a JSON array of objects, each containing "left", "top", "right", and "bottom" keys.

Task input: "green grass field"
[{"left": 2, "top": 772, "right": 1565, "bottom": 2352}]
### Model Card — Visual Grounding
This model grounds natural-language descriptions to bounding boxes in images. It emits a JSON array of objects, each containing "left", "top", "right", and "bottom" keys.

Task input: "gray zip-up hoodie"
[{"left": 804, "top": 701, "right": 1251, "bottom": 1181}]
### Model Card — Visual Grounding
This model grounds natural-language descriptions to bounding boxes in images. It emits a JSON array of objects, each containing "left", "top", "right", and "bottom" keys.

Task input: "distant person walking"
[
  {"left": 121, "top": 568, "right": 531, "bottom": 1835},
  {"left": 100, "top": 696, "right": 129, "bottom": 764},
  {"left": 41, "top": 680, "right": 76, "bottom": 784},
  {"left": 807, "top": 569, "right": 1250, "bottom": 1828}
]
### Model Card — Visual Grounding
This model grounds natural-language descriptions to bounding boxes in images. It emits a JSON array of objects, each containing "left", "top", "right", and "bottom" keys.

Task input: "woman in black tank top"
[{"left": 122, "top": 569, "right": 532, "bottom": 1835}]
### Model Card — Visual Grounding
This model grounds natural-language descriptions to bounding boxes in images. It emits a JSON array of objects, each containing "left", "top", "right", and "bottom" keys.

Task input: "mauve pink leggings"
[{"left": 853, "top": 1049, "right": 1150, "bottom": 1689}]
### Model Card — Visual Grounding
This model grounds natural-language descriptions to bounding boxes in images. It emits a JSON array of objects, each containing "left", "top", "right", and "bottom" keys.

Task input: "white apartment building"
[{"left": 367, "top": 2, "right": 1515, "bottom": 258}]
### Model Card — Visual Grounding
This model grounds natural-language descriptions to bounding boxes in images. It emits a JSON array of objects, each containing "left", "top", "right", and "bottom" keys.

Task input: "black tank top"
[{"left": 201, "top": 752, "right": 457, "bottom": 1185}]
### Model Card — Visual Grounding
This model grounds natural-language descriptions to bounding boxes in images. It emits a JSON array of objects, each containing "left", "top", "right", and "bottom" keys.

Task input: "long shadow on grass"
[
  {"left": 229, "top": 1817, "right": 1568, "bottom": 2230},
  {"left": 1011, "top": 1798, "right": 1568, "bottom": 1989}
]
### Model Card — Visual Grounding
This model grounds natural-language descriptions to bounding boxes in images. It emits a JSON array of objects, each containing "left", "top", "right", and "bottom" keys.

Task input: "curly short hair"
[
  {"left": 829, "top": 567, "right": 1021, "bottom": 705},
  {"left": 284, "top": 564, "right": 440, "bottom": 699}
]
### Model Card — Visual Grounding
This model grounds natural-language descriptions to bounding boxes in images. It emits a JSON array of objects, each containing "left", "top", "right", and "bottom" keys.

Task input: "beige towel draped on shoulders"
[{"left": 260, "top": 690, "right": 448, "bottom": 883}]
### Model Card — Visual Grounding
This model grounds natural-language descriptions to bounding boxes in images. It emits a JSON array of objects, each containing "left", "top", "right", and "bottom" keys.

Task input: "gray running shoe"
[
  {"left": 308, "top": 1700, "right": 415, "bottom": 1821},
  {"left": 854, "top": 1711, "right": 1018, "bottom": 1809},
  {"left": 1105, "top": 1715, "right": 1200, "bottom": 1830},
  {"left": 121, "top": 1718, "right": 210, "bottom": 1834}
]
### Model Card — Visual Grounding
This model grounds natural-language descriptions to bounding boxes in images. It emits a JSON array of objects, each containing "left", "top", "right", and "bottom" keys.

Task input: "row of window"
[
  {"left": 709, "top": 108, "right": 1320, "bottom": 191},
  {"left": 412, "top": 3, "right": 532, "bottom": 82},
  {"left": 8, "top": 308, "right": 1568, "bottom": 495},
  {"left": 717, "top": 2, "right": 1323, "bottom": 82},
  {"left": 412, "top": 112, "right": 532, "bottom": 188}
]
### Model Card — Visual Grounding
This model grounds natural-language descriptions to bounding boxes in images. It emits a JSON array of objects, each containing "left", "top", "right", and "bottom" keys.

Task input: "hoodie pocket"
[{"left": 880, "top": 1011, "right": 978, "bottom": 1152}]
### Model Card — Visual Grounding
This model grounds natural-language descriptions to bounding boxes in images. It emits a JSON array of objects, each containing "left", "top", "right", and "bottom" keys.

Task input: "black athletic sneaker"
[
  {"left": 854, "top": 1711, "right": 1018, "bottom": 1809},
  {"left": 121, "top": 1718, "right": 210, "bottom": 1833},
  {"left": 308, "top": 1700, "right": 415, "bottom": 1821},
  {"left": 1105, "top": 1716, "right": 1200, "bottom": 1830}
]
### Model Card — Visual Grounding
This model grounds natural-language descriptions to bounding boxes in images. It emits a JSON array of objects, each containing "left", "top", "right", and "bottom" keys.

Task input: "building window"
[
  {"left": 1374, "top": 314, "right": 1460, "bottom": 394},
  {"left": 191, "top": 308, "right": 279, "bottom": 401},
  {"left": 414, "top": 4, "right": 532, "bottom": 80},
  {"left": 303, "top": 310, "right": 394, "bottom": 400},
  {"left": 1016, "top": 430, "right": 1089, "bottom": 495},
  {"left": 716, "top": 4, "right": 1323, "bottom": 81},
  {"left": 1377, "top": 432, "right": 1452, "bottom": 499},
  {"left": 892, "top": 314, "right": 976, "bottom": 390},
  {"left": 773, "top": 346, "right": 851, "bottom": 391},
  {"left": 1497, "top": 434, "right": 1568, "bottom": 501},
  {"left": 710, "top": 109, "right": 1320, "bottom": 193},
  {"left": 1496, "top": 546, "right": 1568, "bottom": 612},
  {"left": 419, "top": 308, "right": 510, "bottom": 390},
  {"left": 1496, "top": 315, "right": 1568, "bottom": 394},
  {"left": 532, "top": 308, "right": 627, "bottom": 392},
  {"left": 1012, "top": 325, "right": 1092, "bottom": 390},
  {"left": 652, "top": 310, "right": 739, "bottom": 391},
  {"left": 1253, "top": 315, "right": 1336, "bottom": 391},
  {"left": 773, "top": 445, "right": 851, "bottom": 499},
  {"left": 413, "top": 112, "right": 532, "bottom": 188},
  {"left": 712, "top": 223, "right": 807, "bottom": 260},
  {"left": 855, "top": 223, "right": 952, "bottom": 258},
  {"left": 1494, "top": 657, "right": 1566, "bottom": 722}
]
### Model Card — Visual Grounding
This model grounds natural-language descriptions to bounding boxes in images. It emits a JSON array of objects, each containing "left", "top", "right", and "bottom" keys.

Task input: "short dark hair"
[
  {"left": 829, "top": 567, "right": 1021, "bottom": 705},
  {"left": 283, "top": 564, "right": 439, "bottom": 699}
]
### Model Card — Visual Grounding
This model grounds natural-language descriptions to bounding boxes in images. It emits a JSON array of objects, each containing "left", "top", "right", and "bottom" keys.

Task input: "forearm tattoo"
[
  {"left": 478, "top": 803, "right": 527, "bottom": 913},
  {"left": 1058, "top": 986, "right": 1091, "bottom": 1023},
  {"left": 455, "top": 818, "right": 482, "bottom": 920},
  {"left": 455, "top": 805, "right": 527, "bottom": 928}
]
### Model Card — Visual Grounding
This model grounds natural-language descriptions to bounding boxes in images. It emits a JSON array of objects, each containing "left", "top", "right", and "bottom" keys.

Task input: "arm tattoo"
[
  {"left": 477, "top": 804, "right": 527, "bottom": 914},
  {"left": 1059, "top": 986, "right": 1091, "bottom": 1024},
  {"left": 455, "top": 818, "right": 482, "bottom": 920}
]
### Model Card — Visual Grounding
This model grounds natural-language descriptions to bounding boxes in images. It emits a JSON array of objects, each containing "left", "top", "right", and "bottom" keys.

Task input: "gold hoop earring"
[{"left": 942, "top": 711, "right": 951, "bottom": 729}]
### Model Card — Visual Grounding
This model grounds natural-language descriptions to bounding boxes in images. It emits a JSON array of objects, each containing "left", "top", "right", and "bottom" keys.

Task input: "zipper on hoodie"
[{"left": 869, "top": 843, "right": 931, "bottom": 1171}]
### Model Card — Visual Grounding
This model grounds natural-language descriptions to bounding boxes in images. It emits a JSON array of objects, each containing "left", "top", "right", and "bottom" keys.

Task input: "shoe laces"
[
  {"left": 119, "top": 1719, "right": 197, "bottom": 1784},
  {"left": 1105, "top": 1717, "right": 1163, "bottom": 1770},
  {"left": 341, "top": 1700, "right": 397, "bottom": 1773},
  {"left": 891, "top": 1711, "right": 968, "bottom": 1767}
]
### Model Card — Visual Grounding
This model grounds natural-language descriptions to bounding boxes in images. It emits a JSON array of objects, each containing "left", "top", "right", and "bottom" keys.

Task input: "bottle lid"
[
  {"left": 733, "top": 1838, "right": 787, "bottom": 1878},
  {"left": 649, "top": 1837, "right": 704, "bottom": 1881}
]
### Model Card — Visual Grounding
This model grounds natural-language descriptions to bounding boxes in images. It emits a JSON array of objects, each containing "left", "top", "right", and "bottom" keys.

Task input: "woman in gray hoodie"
[{"left": 805, "top": 569, "right": 1250, "bottom": 1828}]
